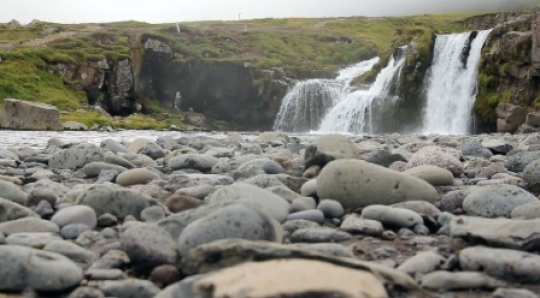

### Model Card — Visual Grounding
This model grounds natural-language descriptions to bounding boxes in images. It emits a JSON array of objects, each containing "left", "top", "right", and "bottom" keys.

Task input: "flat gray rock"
[
  {"left": 449, "top": 216, "right": 540, "bottom": 251},
  {"left": 460, "top": 246, "right": 540, "bottom": 282}
]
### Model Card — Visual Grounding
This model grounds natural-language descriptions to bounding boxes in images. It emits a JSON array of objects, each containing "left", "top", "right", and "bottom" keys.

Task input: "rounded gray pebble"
[
  {"left": 317, "top": 199, "right": 344, "bottom": 218},
  {"left": 61, "top": 224, "right": 92, "bottom": 240}
]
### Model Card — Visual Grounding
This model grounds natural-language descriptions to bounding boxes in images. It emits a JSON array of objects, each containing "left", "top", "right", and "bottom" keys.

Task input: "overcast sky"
[{"left": 2, "top": 0, "right": 539, "bottom": 24}]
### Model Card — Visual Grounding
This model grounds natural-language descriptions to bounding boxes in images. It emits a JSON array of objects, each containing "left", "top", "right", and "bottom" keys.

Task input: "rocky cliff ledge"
[{"left": 135, "top": 36, "right": 289, "bottom": 130}]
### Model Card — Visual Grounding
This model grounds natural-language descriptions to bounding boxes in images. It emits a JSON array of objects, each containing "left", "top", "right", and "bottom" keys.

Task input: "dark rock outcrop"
[{"left": 135, "top": 37, "right": 289, "bottom": 130}]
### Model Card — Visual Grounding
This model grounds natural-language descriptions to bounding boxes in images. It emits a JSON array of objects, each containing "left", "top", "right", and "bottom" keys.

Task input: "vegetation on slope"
[{"left": 0, "top": 13, "right": 476, "bottom": 129}]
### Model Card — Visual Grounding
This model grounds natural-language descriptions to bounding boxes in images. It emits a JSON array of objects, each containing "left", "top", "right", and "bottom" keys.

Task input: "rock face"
[
  {"left": 136, "top": 39, "right": 288, "bottom": 130},
  {"left": 0, "top": 98, "right": 62, "bottom": 130},
  {"left": 476, "top": 11, "right": 540, "bottom": 131},
  {"left": 317, "top": 160, "right": 437, "bottom": 209}
]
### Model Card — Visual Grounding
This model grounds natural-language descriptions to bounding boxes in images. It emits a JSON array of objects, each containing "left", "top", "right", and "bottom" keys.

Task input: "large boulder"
[
  {"left": 0, "top": 98, "right": 62, "bottom": 131},
  {"left": 192, "top": 259, "right": 388, "bottom": 298},
  {"left": 0, "top": 245, "right": 83, "bottom": 291},
  {"left": 462, "top": 185, "right": 538, "bottom": 217},
  {"left": 49, "top": 143, "right": 103, "bottom": 169},
  {"left": 75, "top": 184, "right": 151, "bottom": 219},
  {"left": 178, "top": 203, "right": 283, "bottom": 256},
  {"left": 406, "top": 146, "right": 463, "bottom": 176},
  {"left": 317, "top": 160, "right": 437, "bottom": 209},
  {"left": 206, "top": 182, "right": 290, "bottom": 222},
  {"left": 304, "top": 134, "right": 357, "bottom": 168},
  {"left": 496, "top": 102, "right": 526, "bottom": 133}
]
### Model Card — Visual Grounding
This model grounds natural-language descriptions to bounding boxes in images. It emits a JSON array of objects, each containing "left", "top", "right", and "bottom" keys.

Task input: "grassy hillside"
[{"left": 0, "top": 13, "right": 477, "bottom": 128}]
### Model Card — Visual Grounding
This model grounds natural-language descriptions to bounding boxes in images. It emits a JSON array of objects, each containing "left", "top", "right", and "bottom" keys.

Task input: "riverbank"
[{"left": 0, "top": 131, "right": 540, "bottom": 296}]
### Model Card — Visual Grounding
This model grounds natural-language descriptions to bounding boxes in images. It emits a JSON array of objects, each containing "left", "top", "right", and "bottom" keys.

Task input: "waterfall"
[
  {"left": 273, "top": 57, "right": 379, "bottom": 132},
  {"left": 421, "top": 29, "right": 492, "bottom": 135},
  {"left": 318, "top": 51, "right": 406, "bottom": 135}
]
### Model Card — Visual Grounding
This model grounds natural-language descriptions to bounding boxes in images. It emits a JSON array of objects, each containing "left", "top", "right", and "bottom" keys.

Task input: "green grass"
[{"left": 60, "top": 111, "right": 192, "bottom": 130}]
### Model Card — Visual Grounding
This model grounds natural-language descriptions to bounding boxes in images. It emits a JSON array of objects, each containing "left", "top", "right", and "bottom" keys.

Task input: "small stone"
[
  {"left": 362, "top": 205, "right": 423, "bottom": 229},
  {"left": 340, "top": 215, "right": 383, "bottom": 236},
  {"left": 381, "top": 230, "right": 397, "bottom": 240},
  {"left": 291, "top": 196, "right": 316, "bottom": 212},
  {"left": 491, "top": 288, "right": 539, "bottom": 298},
  {"left": 165, "top": 194, "right": 204, "bottom": 213},
  {"left": 317, "top": 199, "right": 344, "bottom": 218},
  {"left": 149, "top": 264, "right": 182, "bottom": 288},
  {"left": 289, "top": 227, "right": 352, "bottom": 243},
  {"left": 60, "top": 224, "right": 92, "bottom": 240},
  {"left": 0, "top": 245, "right": 83, "bottom": 291},
  {"left": 35, "top": 200, "right": 54, "bottom": 218},
  {"left": 287, "top": 210, "right": 325, "bottom": 224},
  {"left": 67, "top": 286, "right": 105, "bottom": 298},
  {"left": 84, "top": 269, "right": 127, "bottom": 281},
  {"left": 141, "top": 206, "right": 166, "bottom": 223},
  {"left": 97, "top": 213, "right": 118, "bottom": 227},
  {"left": 52, "top": 205, "right": 97, "bottom": 229}
]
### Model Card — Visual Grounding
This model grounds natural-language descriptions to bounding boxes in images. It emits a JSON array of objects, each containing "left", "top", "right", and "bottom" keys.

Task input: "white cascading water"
[
  {"left": 273, "top": 57, "right": 379, "bottom": 132},
  {"left": 422, "top": 29, "right": 493, "bottom": 135},
  {"left": 318, "top": 53, "right": 406, "bottom": 134}
]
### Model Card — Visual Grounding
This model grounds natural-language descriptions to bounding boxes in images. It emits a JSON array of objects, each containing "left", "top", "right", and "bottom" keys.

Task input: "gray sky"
[{"left": 2, "top": 0, "right": 539, "bottom": 24}]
